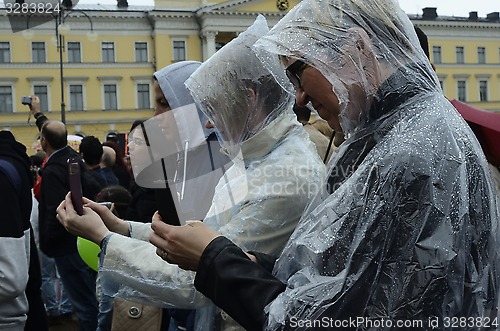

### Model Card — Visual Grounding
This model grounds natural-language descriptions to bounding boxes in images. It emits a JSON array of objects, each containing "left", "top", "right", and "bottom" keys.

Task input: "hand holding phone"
[{"left": 68, "top": 157, "right": 84, "bottom": 216}]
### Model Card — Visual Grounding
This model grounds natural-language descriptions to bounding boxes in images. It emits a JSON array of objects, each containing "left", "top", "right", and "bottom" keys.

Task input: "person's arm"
[
  {"left": 194, "top": 237, "right": 286, "bottom": 331},
  {"left": 56, "top": 192, "right": 110, "bottom": 245},
  {"left": 28, "top": 96, "right": 48, "bottom": 131},
  {"left": 247, "top": 251, "right": 277, "bottom": 272},
  {"left": 83, "top": 197, "right": 130, "bottom": 236},
  {"left": 148, "top": 219, "right": 286, "bottom": 331},
  {"left": 59, "top": 200, "right": 213, "bottom": 308}
]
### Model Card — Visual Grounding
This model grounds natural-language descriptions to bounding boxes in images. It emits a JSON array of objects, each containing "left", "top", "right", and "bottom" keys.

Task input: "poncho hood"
[
  {"left": 186, "top": 15, "right": 295, "bottom": 158},
  {"left": 253, "top": 0, "right": 438, "bottom": 137}
]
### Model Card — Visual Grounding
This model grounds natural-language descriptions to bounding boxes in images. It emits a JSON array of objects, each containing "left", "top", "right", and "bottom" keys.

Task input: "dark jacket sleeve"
[
  {"left": 248, "top": 251, "right": 278, "bottom": 273},
  {"left": 35, "top": 113, "right": 49, "bottom": 131},
  {"left": 194, "top": 237, "right": 287, "bottom": 331}
]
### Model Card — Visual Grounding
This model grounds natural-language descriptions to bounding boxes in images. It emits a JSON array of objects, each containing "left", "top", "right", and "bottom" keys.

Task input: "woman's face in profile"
[
  {"left": 284, "top": 57, "right": 342, "bottom": 133},
  {"left": 128, "top": 128, "right": 150, "bottom": 173}
]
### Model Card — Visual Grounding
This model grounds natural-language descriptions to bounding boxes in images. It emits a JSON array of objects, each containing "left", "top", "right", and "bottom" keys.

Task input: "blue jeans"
[
  {"left": 169, "top": 309, "right": 195, "bottom": 331},
  {"left": 96, "top": 272, "right": 116, "bottom": 331},
  {"left": 55, "top": 252, "right": 99, "bottom": 331},
  {"left": 40, "top": 252, "right": 72, "bottom": 316}
]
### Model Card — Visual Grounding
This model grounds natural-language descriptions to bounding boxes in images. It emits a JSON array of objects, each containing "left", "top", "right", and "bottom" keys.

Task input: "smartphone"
[
  {"left": 67, "top": 157, "right": 84, "bottom": 216},
  {"left": 97, "top": 202, "right": 113, "bottom": 209},
  {"left": 154, "top": 189, "right": 181, "bottom": 226}
]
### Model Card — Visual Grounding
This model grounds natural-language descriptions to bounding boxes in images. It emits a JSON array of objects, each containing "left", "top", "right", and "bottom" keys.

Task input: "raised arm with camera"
[{"left": 23, "top": 95, "right": 48, "bottom": 131}]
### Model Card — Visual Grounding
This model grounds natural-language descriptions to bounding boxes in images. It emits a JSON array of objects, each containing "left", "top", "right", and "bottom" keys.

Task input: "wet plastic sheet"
[
  {"left": 251, "top": 0, "right": 500, "bottom": 329},
  {"left": 101, "top": 16, "right": 326, "bottom": 324}
]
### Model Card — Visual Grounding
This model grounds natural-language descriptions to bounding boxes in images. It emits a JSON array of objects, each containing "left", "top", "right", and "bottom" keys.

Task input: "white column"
[{"left": 202, "top": 30, "right": 218, "bottom": 60}]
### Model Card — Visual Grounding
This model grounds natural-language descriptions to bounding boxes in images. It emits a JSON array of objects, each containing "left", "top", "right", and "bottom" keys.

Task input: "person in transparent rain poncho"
[
  {"left": 56, "top": 15, "right": 325, "bottom": 331},
  {"left": 57, "top": 60, "right": 230, "bottom": 331},
  {"left": 148, "top": 0, "right": 500, "bottom": 330}
]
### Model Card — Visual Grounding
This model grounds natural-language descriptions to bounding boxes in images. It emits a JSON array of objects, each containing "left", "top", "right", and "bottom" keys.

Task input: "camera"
[{"left": 21, "top": 96, "right": 32, "bottom": 106}]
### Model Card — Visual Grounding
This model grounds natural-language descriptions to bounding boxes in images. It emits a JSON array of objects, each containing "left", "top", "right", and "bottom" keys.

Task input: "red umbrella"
[{"left": 449, "top": 99, "right": 500, "bottom": 166}]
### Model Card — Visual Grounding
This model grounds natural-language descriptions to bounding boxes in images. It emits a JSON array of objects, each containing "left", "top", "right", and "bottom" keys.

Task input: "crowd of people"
[{"left": 2, "top": 0, "right": 499, "bottom": 331}]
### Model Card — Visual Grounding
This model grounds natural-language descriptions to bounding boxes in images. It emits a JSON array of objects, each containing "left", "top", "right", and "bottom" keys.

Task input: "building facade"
[
  {"left": 0, "top": 1, "right": 499, "bottom": 154},
  {"left": 413, "top": 8, "right": 500, "bottom": 112}
]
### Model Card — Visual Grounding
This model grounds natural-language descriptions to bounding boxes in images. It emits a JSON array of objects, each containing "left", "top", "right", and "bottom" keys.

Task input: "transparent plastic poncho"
[
  {"left": 185, "top": 15, "right": 295, "bottom": 159},
  {"left": 251, "top": 0, "right": 500, "bottom": 329},
  {"left": 129, "top": 61, "right": 230, "bottom": 222},
  {"left": 100, "top": 16, "right": 326, "bottom": 325}
]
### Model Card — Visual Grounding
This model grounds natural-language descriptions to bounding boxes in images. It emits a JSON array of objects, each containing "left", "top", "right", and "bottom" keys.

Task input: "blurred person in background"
[
  {"left": 27, "top": 110, "right": 99, "bottom": 330},
  {"left": 102, "top": 141, "right": 131, "bottom": 190},
  {"left": 79, "top": 136, "right": 107, "bottom": 190},
  {"left": 100, "top": 146, "right": 120, "bottom": 187}
]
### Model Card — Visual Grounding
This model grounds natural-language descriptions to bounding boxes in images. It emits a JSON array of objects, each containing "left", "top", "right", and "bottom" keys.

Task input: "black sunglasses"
[{"left": 285, "top": 59, "right": 307, "bottom": 88}]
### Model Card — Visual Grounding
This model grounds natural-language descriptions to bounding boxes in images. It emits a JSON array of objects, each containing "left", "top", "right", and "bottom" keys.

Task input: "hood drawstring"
[{"left": 180, "top": 141, "right": 189, "bottom": 200}]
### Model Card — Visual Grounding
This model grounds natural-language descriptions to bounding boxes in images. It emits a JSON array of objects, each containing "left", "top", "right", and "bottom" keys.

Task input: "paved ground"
[{"left": 47, "top": 314, "right": 78, "bottom": 331}]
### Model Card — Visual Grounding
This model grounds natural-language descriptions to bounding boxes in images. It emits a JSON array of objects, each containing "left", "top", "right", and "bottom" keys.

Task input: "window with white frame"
[
  {"left": 479, "top": 80, "right": 488, "bottom": 101},
  {"left": 102, "top": 42, "right": 115, "bottom": 63},
  {"left": 104, "top": 84, "right": 117, "bottom": 110},
  {"left": 69, "top": 84, "right": 84, "bottom": 111},
  {"left": 0, "top": 86, "right": 13, "bottom": 113},
  {"left": 68, "top": 42, "right": 81, "bottom": 63},
  {"left": 32, "top": 41, "right": 46, "bottom": 63},
  {"left": 0, "top": 42, "right": 10, "bottom": 63},
  {"left": 457, "top": 80, "right": 467, "bottom": 102},
  {"left": 432, "top": 46, "right": 442, "bottom": 64},
  {"left": 477, "top": 47, "right": 486, "bottom": 64},
  {"left": 173, "top": 40, "right": 186, "bottom": 62},
  {"left": 34, "top": 85, "right": 49, "bottom": 112},
  {"left": 456, "top": 46, "right": 464, "bottom": 64},
  {"left": 137, "top": 83, "right": 150, "bottom": 109},
  {"left": 135, "top": 42, "right": 148, "bottom": 62}
]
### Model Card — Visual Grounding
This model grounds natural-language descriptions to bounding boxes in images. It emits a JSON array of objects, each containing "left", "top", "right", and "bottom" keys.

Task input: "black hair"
[
  {"left": 79, "top": 136, "right": 103, "bottom": 166},
  {"left": 414, "top": 26, "right": 430, "bottom": 59},
  {"left": 29, "top": 154, "right": 44, "bottom": 167},
  {"left": 96, "top": 185, "right": 132, "bottom": 218},
  {"left": 130, "top": 119, "right": 145, "bottom": 133}
]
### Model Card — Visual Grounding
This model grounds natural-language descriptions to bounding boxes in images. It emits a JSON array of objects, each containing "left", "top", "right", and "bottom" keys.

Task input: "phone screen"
[
  {"left": 68, "top": 157, "right": 84, "bottom": 216},
  {"left": 154, "top": 189, "right": 181, "bottom": 226}
]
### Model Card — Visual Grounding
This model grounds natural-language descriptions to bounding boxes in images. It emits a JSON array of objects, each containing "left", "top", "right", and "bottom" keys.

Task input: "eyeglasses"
[
  {"left": 130, "top": 137, "right": 145, "bottom": 147},
  {"left": 285, "top": 59, "right": 307, "bottom": 88}
]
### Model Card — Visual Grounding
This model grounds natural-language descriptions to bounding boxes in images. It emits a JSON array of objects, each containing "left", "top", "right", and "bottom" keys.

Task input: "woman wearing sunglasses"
[{"left": 147, "top": 0, "right": 500, "bottom": 330}]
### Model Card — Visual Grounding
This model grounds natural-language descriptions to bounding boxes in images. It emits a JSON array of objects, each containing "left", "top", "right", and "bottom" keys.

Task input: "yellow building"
[
  {"left": 0, "top": 2, "right": 499, "bottom": 155},
  {"left": 412, "top": 8, "right": 500, "bottom": 111},
  {"left": 0, "top": 0, "right": 298, "bottom": 154}
]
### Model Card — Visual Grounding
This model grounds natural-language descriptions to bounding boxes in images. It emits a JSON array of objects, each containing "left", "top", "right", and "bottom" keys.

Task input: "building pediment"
[{"left": 199, "top": 0, "right": 299, "bottom": 15}]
